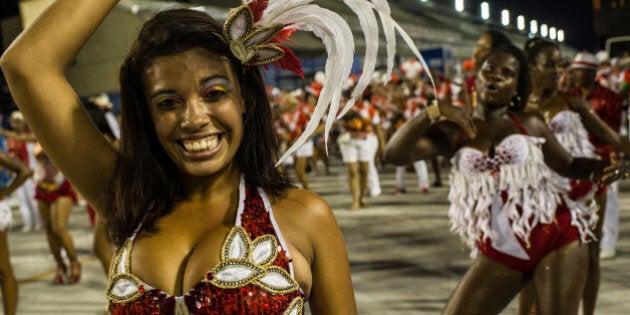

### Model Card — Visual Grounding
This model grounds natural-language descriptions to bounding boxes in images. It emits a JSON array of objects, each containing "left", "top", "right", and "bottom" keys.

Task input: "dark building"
[{"left": 593, "top": 0, "right": 630, "bottom": 57}]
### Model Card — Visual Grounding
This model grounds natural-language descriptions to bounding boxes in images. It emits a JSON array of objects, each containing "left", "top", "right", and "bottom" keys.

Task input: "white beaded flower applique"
[{"left": 208, "top": 226, "right": 300, "bottom": 295}]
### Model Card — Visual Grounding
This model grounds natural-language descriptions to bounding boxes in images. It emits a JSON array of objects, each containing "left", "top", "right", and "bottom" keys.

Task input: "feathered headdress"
[{"left": 223, "top": 0, "right": 435, "bottom": 163}]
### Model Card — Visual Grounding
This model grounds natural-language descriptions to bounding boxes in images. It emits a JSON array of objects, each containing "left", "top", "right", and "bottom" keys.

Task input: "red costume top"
[
  {"left": 572, "top": 84, "right": 623, "bottom": 160},
  {"left": 7, "top": 138, "right": 29, "bottom": 165},
  {"left": 106, "top": 178, "right": 304, "bottom": 314},
  {"left": 278, "top": 103, "right": 311, "bottom": 143}
]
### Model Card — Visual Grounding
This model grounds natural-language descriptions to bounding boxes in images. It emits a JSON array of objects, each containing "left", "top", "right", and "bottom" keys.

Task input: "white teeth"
[{"left": 182, "top": 136, "right": 219, "bottom": 153}]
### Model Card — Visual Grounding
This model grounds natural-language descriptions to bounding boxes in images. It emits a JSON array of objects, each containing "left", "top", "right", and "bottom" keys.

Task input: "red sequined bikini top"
[{"left": 106, "top": 177, "right": 304, "bottom": 315}]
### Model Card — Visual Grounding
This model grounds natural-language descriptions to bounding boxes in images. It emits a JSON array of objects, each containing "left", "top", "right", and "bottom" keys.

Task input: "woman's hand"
[
  {"left": 598, "top": 155, "right": 630, "bottom": 185},
  {"left": 436, "top": 99, "right": 477, "bottom": 139}
]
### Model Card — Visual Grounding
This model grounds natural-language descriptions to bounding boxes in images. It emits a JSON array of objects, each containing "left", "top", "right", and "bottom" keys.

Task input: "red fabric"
[
  {"left": 508, "top": 112, "right": 529, "bottom": 135},
  {"left": 473, "top": 113, "right": 583, "bottom": 273},
  {"left": 271, "top": 45, "right": 304, "bottom": 79},
  {"left": 7, "top": 138, "right": 29, "bottom": 165},
  {"left": 249, "top": 0, "right": 269, "bottom": 22},
  {"left": 477, "top": 202, "right": 580, "bottom": 273},
  {"left": 568, "top": 180, "right": 595, "bottom": 200},
  {"left": 34, "top": 180, "right": 77, "bottom": 203},
  {"left": 572, "top": 84, "right": 623, "bottom": 160},
  {"left": 86, "top": 204, "right": 96, "bottom": 226},
  {"left": 465, "top": 74, "right": 476, "bottom": 95},
  {"left": 462, "top": 59, "right": 475, "bottom": 71},
  {"left": 279, "top": 103, "right": 311, "bottom": 142}
]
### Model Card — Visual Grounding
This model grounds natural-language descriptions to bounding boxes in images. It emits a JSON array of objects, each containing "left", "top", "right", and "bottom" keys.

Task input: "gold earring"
[{"left": 510, "top": 95, "right": 521, "bottom": 108}]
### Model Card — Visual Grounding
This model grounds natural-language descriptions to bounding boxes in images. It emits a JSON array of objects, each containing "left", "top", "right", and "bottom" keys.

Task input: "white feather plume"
[
  {"left": 262, "top": 3, "right": 355, "bottom": 163},
  {"left": 335, "top": 0, "right": 379, "bottom": 117},
  {"left": 369, "top": 2, "right": 436, "bottom": 91},
  {"left": 252, "top": 0, "right": 434, "bottom": 164},
  {"left": 370, "top": 0, "right": 395, "bottom": 79},
  {"left": 391, "top": 19, "right": 436, "bottom": 90}
]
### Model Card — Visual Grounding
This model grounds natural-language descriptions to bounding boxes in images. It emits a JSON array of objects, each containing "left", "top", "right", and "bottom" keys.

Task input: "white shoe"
[
  {"left": 370, "top": 189, "right": 381, "bottom": 197},
  {"left": 600, "top": 249, "right": 616, "bottom": 259}
]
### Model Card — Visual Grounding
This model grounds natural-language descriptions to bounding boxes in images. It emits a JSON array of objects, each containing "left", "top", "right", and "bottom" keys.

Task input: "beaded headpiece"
[
  {"left": 222, "top": 0, "right": 435, "bottom": 163},
  {"left": 222, "top": 3, "right": 302, "bottom": 77}
]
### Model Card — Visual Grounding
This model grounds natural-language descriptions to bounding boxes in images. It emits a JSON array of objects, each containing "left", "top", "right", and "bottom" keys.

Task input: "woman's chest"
[
  {"left": 130, "top": 225, "right": 231, "bottom": 296},
  {"left": 109, "top": 227, "right": 306, "bottom": 314},
  {"left": 126, "top": 220, "right": 311, "bottom": 300},
  {"left": 457, "top": 134, "right": 531, "bottom": 173},
  {"left": 463, "top": 119, "right": 523, "bottom": 154}
]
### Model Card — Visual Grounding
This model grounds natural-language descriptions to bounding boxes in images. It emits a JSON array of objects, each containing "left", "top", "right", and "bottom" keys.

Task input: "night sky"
[{"left": 467, "top": 0, "right": 597, "bottom": 51}]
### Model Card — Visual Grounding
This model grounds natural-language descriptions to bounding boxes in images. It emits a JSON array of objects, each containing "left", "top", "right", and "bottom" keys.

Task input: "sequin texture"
[{"left": 107, "top": 180, "right": 304, "bottom": 314}]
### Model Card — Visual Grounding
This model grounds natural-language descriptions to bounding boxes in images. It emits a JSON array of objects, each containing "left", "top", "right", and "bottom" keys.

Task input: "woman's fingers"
[
  {"left": 461, "top": 115, "right": 477, "bottom": 139},
  {"left": 441, "top": 103, "right": 476, "bottom": 139},
  {"left": 601, "top": 159, "right": 630, "bottom": 184}
]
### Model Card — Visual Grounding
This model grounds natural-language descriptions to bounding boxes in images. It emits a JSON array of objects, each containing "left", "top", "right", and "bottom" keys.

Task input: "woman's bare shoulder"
[
  {"left": 269, "top": 188, "right": 340, "bottom": 263},
  {"left": 273, "top": 188, "right": 333, "bottom": 220}
]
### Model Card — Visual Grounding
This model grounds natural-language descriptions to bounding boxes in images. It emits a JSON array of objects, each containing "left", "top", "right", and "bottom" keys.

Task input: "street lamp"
[
  {"left": 541, "top": 24, "right": 548, "bottom": 37},
  {"left": 517, "top": 15, "right": 525, "bottom": 31},
  {"left": 549, "top": 27, "right": 556, "bottom": 40},
  {"left": 481, "top": 2, "right": 490, "bottom": 20},
  {"left": 501, "top": 10, "right": 510, "bottom": 26},
  {"left": 530, "top": 20, "right": 538, "bottom": 35},
  {"left": 455, "top": 0, "right": 464, "bottom": 12},
  {"left": 557, "top": 30, "right": 565, "bottom": 42}
]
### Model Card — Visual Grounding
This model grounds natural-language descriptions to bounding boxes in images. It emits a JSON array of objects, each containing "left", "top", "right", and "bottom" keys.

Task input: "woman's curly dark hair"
[
  {"left": 523, "top": 37, "right": 559, "bottom": 65},
  {"left": 103, "top": 9, "right": 292, "bottom": 246}
]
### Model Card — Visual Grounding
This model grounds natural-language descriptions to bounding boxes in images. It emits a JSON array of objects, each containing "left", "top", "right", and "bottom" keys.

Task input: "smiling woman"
[
  {"left": 0, "top": 0, "right": 433, "bottom": 313},
  {"left": 0, "top": 0, "right": 357, "bottom": 313}
]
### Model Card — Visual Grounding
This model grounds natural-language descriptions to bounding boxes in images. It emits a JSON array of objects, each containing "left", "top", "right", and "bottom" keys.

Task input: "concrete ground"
[{"left": 3, "top": 164, "right": 630, "bottom": 314}]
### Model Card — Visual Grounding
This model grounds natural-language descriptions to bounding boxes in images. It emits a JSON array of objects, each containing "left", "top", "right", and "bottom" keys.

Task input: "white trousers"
[
  {"left": 365, "top": 135, "right": 381, "bottom": 197},
  {"left": 16, "top": 177, "right": 40, "bottom": 228},
  {"left": 601, "top": 181, "right": 619, "bottom": 251},
  {"left": 395, "top": 160, "right": 429, "bottom": 189}
]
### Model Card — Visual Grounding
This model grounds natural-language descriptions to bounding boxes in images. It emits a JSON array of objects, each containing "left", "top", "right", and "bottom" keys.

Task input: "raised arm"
[
  {"left": 384, "top": 101, "right": 475, "bottom": 165},
  {"left": 570, "top": 95, "right": 630, "bottom": 156},
  {"left": 0, "top": 0, "right": 120, "bottom": 208},
  {"left": 0, "top": 151, "right": 33, "bottom": 200},
  {"left": 0, "top": 128, "right": 37, "bottom": 143},
  {"left": 521, "top": 113, "right": 611, "bottom": 181}
]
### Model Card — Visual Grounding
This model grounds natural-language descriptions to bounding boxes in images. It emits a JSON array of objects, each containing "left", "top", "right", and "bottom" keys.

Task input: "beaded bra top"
[
  {"left": 448, "top": 114, "right": 593, "bottom": 257},
  {"left": 106, "top": 177, "right": 304, "bottom": 315}
]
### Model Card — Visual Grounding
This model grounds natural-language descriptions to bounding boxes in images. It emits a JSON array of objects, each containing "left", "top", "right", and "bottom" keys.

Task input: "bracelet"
[{"left": 426, "top": 99, "right": 440, "bottom": 122}]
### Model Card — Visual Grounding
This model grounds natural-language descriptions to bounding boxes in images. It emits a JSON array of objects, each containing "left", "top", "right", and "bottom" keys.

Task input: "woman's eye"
[
  {"left": 501, "top": 68, "right": 516, "bottom": 78},
  {"left": 156, "top": 97, "right": 179, "bottom": 109},
  {"left": 202, "top": 86, "right": 228, "bottom": 102}
]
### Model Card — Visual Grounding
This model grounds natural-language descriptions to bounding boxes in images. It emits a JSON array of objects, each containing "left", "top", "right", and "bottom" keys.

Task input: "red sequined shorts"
[
  {"left": 477, "top": 203, "right": 581, "bottom": 273},
  {"left": 35, "top": 180, "right": 77, "bottom": 203}
]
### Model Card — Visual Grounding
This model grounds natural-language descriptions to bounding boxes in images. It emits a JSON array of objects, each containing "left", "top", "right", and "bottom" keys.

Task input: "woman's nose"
[{"left": 180, "top": 100, "right": 210, "bottom": 131}]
